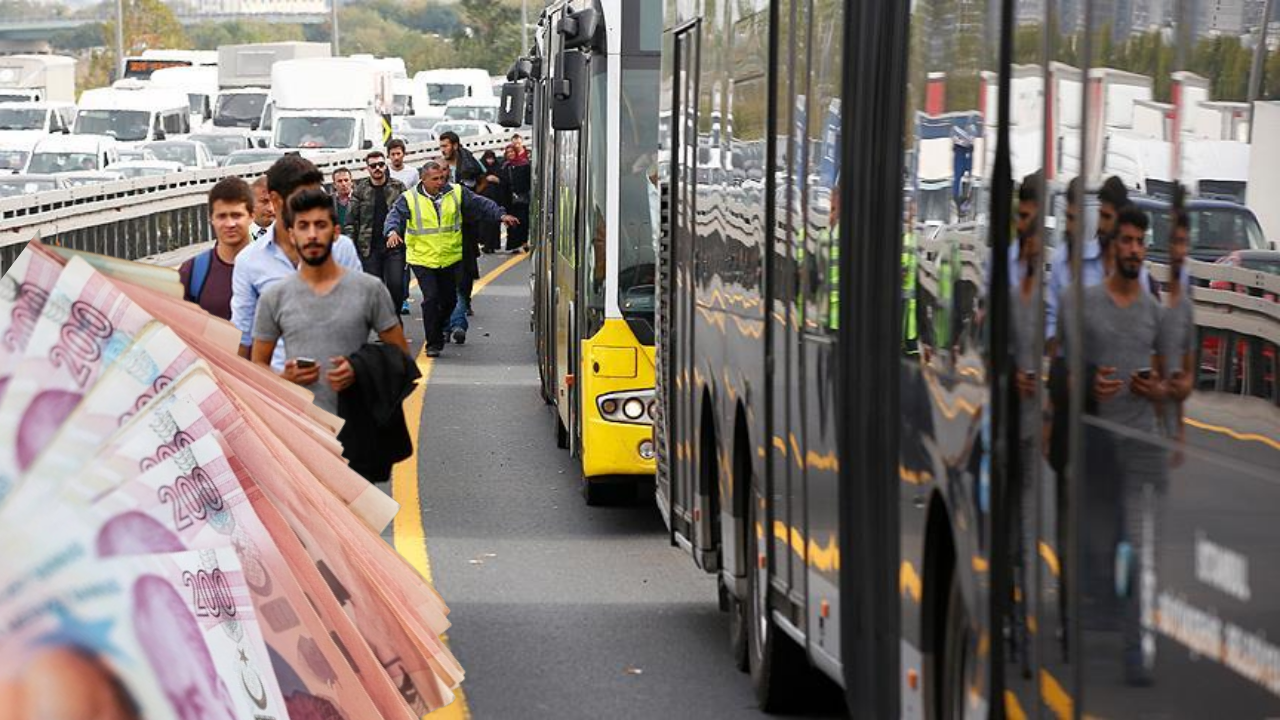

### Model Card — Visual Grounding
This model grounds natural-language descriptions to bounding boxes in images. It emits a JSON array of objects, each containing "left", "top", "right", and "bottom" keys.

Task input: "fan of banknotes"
[{"left": 0, "top": 240, "right": 460, "bottom": 720}]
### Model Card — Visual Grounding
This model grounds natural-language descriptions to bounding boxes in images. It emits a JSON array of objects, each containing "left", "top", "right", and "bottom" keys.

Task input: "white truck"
[
  {"left": 412, "top": 68, "right": 496, "bottom": 121},
  {"left": 270, "top": 58, "right": 391, "bottom": 155},
  {"left": 1245, "top": 101, "right": 1279, "bottom": 247},
  {"left": 214, "top": 42, "right": 332, "bottom": 134},
  {"left": 0, "top": 55, "right": 76, "bottom": 104}
]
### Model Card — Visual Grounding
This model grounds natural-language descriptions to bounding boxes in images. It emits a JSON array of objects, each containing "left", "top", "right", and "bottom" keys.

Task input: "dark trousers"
[
  {"left": 506, "top": 203, "right": 529, "bottom": 250},
  {"left": 410, "top": 262, "right": 459, "bottom": 351},
  {"left": 363, "top": 245, "right": 407, "bottom": 312}
]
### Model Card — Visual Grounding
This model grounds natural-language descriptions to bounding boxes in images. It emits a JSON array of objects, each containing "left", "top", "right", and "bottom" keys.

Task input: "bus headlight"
[
  {"left": 597, "top": 389, "right": 655, "bottom": 426},
  {"left": 623, "top": 398, "right": 645, "bottom": 420}
]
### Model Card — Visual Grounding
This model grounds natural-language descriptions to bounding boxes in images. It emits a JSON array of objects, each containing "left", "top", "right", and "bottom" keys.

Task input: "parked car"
[
  {"left": 1133, "top": 196, "right": 1270, "bottom": 263},
  {"left": 431, "top": 120, "right": 500, "bottom": 139},
  {"left": 25, "top": 134, "right": 120, "bottom": 174},
  {"left": 116, "top": 146, "right": 158, "bottom": 163},
  {"left": 142, "top": 140, "right": 218, "bottom": 169},
  {"left": 220, "top": 149, "right": 286, "bottom": 167},
  {"left": 186, "top": 132, "right": 254, "bottom": 163},
  {"left": 106, "top": 159, "right": 186, "bottom": 178},
  {"left": 60, "top": 170, "right": 127, "bottom": 187},
  {"left": 0, "top": 173, "right": 66, "bottom": 197}
]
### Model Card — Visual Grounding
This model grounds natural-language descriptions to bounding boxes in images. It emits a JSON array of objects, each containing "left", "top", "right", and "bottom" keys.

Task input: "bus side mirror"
[
  {"left": 558, "top": 6, "right": 601, "bottom": 51},
  {"left": 552, "top": 51, "right": 587, "bottom": 131},
  {"left": 499, "top": 82, "right": 527, "bottom": 128},
  {"left": 508, "top": 57, "right": 533, "bottom": 82}
]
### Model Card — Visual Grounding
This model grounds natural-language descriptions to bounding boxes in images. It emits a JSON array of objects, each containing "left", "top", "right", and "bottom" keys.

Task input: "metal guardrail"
[{"left": 0, "top": 132, "right": 527, "bottom": 275}]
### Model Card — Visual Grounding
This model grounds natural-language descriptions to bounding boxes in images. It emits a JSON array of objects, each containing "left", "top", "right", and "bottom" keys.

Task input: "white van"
[
  {"left": 0, "top": 101, "right": 76, "bottom": 135},
  {"left": 74, "top": 80, "right": 191, "bottom": 145},
  {"left": 25, "top": 134, "right": 120, "bottom": 174},
  {"left": 147, "top": 66, "right": 220, "bottom": 130},
  {"left": 442, "top": 97, "right": 501, "bottom": 124},
  {"left": 412, "top": 68, "right": 495, "bottom": 121}
]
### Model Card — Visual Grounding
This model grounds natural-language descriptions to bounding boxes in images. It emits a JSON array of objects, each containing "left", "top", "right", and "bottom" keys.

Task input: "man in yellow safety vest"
[{"left": 384, "top": 160, "right": 519, "bottom": 357}]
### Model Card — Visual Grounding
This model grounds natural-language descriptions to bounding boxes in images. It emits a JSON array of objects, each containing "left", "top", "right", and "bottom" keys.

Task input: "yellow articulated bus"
[{"left": 503, "top": 0, "right": 663, "bottom": 504}]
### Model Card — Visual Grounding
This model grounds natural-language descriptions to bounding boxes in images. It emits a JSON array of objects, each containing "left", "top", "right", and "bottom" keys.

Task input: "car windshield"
[
  {"left": 146, "top": 143, "right": 197, "bottom": 166},
  {"left": 444, "top": 105, "right": 497, "bottom": 122},
  {"left": 0, "top": 149, "right": 29, "bottom": 172},
  {"left": 1146, "top": 204, "right": 1268, "bottom": 258},
  {"left": 276, "top": 117, "right": 355, "bottom": 149},
  {"left": 426, "top": 83, "right": 467, "bottom": 106},
  {"left": 116, "top": 166, "right": 172, "bottom": 178},
  {"left": 214, "top": 92, "right": 267, "bottom": 127},
  {"left": 27, "top": 152, "right": 98, "bottom": 173},
  {"left": 75, "top": 109, "right": 151, "bottom": 141},
  {"left": 435, "top": 122, "right": 482, "bottom": 138},
  {"left": 1239, "top": 257, "right": 1280, "bottom": 275},
  {"left": 402, "top": 116, "right": 436, "bottom": 130},
  {"left": 0, "top": 178, "right": 56, "bottom": 196},
  {"left": 189, "top": 135, "right": 245, "bottom": 157},
  {"left": 224, "top": 152, "right": 280, "bottom": 166},
  {"left": 0, "top": 108, "right": 44, "bottom": 131},
  {"left": 0, "top": 94, "right": 33, "bottom": 103}
]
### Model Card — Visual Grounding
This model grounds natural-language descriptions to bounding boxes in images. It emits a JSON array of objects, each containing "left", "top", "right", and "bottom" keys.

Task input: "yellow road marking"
[
  {"left": 392, "top": 254, "right": 526, "bottom": 719},
  {"left": 1185, "top": 416, "right": 1280, "bottom": 452}
]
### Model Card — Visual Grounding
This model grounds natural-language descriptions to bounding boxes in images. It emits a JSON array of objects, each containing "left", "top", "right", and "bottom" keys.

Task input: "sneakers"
[
  {"left": 425, "top": 347, "right": 441, "bottom": 358},
  {"left": 452, "top": 329, "right": 467, "bottom": 345}
]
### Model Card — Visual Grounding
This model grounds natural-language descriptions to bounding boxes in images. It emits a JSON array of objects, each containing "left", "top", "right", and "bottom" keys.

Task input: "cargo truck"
[
  {"left": 214, "top": 42, "right": 331, "bottom": 132},
  {"left": 0, "top": 55, "right": 76, "bottom": 104},
  {"left": 270, "top": 58, "right": 390, "bottom": 155}
]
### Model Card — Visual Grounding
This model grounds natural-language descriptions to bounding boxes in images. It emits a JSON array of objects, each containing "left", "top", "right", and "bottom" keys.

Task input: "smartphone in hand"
[{"left": 295, "top": 357, "right": 318, "bottom": 369}]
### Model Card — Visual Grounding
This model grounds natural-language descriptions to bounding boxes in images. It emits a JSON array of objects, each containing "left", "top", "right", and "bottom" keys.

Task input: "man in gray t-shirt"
[{"left": 252, "top": 187, "right": 408, "bottom": 415}]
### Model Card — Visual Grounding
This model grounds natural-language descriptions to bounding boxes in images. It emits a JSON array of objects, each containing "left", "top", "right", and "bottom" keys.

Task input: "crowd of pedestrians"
[{"left": 175, "top": 132, "right": 528, "bottom": 489}]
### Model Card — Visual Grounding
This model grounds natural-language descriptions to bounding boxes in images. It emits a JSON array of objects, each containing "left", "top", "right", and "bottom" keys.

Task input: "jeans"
[
  {"left": 450, "top": 271, "right": 473, "bottom": 332},
  {"left": 410, "top": 262, "right": 459, "bottom": 351},
  {"left": 363, "top": 244, "right": 407, "bottom": 313}
]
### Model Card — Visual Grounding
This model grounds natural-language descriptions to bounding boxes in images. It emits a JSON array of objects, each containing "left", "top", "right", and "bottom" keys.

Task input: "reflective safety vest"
[
  {"left": 901, "top": 230, "right": 919, "bottom": 350},
  {"left": 405, "top": 184, "right": 464, "bottom": 269}
]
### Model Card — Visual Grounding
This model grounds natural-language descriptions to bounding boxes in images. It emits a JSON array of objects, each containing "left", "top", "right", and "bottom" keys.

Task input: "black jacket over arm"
[{"left": 337, "top": 343, "right": 422, "bottom": 482}]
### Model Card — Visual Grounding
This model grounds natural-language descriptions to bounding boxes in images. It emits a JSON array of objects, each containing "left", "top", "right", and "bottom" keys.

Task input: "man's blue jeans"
[{"left": 449, "top": 271, "right": 473, "bottom": 332}]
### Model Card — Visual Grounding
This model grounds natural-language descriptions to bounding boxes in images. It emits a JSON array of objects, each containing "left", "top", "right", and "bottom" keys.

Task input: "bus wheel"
[
  {"left": 746, "top": 491, "right": 803, "bottom": 710},
  {"left": 940, "top": 573, "right": 974, "bottom": 720}
]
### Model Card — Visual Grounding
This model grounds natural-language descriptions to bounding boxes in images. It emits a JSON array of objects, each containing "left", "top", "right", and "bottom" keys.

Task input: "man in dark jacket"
[
  {"left": 344, "top": 150, "right": 409, "bottom": 312},
  {"left": 438, "top": 131, "right": 486, "bottom": 334}
]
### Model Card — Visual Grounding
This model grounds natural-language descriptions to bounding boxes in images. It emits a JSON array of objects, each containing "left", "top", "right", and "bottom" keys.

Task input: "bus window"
[{"left": 617, "top": 57, "right": 660, "bottom": 342}]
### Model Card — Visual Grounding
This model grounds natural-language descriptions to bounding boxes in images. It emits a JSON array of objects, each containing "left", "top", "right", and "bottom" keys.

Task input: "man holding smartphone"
[
  {"left": 251, "top": 187, "right": 408, "bottom": 416},
  {"left": 1067, "top": 205, "right": 1167, "bottom": 686}
]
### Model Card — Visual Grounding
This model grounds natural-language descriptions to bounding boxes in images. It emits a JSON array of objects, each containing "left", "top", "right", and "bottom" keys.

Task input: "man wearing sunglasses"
[{"left": 343, "top": 149, "right": 410, "bottom": 313}]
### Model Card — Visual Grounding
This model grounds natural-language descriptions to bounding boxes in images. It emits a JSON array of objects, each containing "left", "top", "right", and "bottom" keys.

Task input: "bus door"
[
  {"left": 669, "top": 20, "right": 700, "bottom": 549},
  {"left": 798, "top": 2, "right": 846, "bottom": 664},
  {"left": 534, "top": 61, "right": 558, "bottom": 406},
  {"left": 768, "top": 0, "right": 803, "bottom": 608}
]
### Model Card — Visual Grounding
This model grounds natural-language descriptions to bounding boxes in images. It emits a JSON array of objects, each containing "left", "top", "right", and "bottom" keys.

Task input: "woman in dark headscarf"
[
  {"left": 501, "top": 143, "right": 532, "bottom": 252},
  {"left": 478, "top": 150, "right": 509, "bottom": 254}
]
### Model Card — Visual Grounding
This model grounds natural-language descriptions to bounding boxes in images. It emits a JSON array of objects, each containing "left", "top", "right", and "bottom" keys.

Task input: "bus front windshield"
[{"left": 616, "top": 62, "right": 660, "bottom": 343}]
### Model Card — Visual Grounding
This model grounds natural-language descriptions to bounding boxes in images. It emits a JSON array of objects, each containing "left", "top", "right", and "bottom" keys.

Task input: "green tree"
[
  {"left": 453, "top": 0, "right": 523, "bottom": 73},
  {"left": 187, "top": 20, "right": 305, "bottom": 50},
  {"left": 1266, "top": 47, "right": 1280, "bottom": 99}
]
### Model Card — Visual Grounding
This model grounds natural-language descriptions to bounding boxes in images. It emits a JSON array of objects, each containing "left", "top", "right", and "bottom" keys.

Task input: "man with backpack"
[{"left": 179, "top": 177, "right": 256, "bottom": 320}]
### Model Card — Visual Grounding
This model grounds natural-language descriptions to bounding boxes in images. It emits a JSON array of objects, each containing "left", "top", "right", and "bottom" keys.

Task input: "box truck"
[
  {"left": 270, "top": 58, "right": 390, "bottom": 155},
  {"left": 0, "top": 55, "right": 76, "bottom": 104}
]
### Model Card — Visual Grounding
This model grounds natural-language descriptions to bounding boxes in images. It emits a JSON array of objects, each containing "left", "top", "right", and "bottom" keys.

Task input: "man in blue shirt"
[{"left": 232, "top": 154, "right": 363, "bottom": 370}]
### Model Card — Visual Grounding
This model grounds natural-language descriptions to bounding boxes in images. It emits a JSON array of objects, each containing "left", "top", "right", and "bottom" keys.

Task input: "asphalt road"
[{"left": 392, "top": 253, "right": 847, "bottom": 720}]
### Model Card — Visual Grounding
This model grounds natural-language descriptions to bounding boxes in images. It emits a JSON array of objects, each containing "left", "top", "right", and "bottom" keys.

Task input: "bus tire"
[
  {"left": 940, "top": 572, "right": 973, "bottom": 720},
  {"left": 746, "top": 489, "right": 804, "bottom": 710},
  {"left": 582, "top": 479, "right": 607, "bottom": 506}
]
